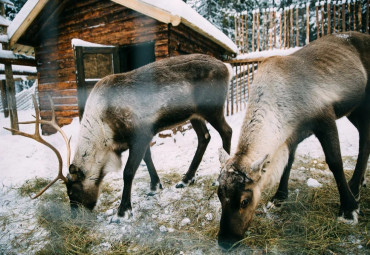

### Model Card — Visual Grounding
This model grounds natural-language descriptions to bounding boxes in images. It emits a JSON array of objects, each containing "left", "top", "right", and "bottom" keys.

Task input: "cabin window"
[
  {"left": 119, "top": 41, "right": 155, "bottom": 72},
  {"left": 83, "top": 53, "right": 113, "bottom": 80},
  {"left": 74, "top": 46, "right": 120, "bottom": 119},
  {"left": 74, "top": 41, "right": 155, "bottom": 120}
]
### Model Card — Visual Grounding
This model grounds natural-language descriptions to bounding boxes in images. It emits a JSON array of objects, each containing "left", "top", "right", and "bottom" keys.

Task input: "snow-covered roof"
[
  {"left": 71, "top": 39, "right": 115, "bottom": 48},
  {"left": 0, "top": 15, "right": 10, "bottom": 27},
  {"left": 0, "top": 0, "right": 14, "bottom": 6},
  {"left": 8, "top": 0, "right": 238, "bottom": 54}
]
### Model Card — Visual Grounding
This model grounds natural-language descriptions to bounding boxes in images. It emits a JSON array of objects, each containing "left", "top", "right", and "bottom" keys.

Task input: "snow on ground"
[{"left": 0, "top": 108, "right": 361, "bottom": 253}]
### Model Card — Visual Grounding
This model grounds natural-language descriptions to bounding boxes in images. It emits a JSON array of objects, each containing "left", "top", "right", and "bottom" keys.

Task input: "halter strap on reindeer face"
[{"left": 4, "top": 94, "right": 71, "bottom": 198}]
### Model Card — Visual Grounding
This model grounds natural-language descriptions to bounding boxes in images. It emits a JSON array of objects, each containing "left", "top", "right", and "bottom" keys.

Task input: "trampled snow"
[{"left": 0, "top": 103, "right": 361, "bottom": 253}]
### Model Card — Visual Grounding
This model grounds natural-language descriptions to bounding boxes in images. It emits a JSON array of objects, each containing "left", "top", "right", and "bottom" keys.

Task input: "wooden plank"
[
  {"left": 0, "top": 57, "right": 36, "bottom": 66},
  {"left": 226, "top": 56, "right": 270, "bottom": 64}
]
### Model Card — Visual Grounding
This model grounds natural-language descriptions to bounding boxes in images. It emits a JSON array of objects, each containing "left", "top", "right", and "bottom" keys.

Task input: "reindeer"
[
  {"left": 6, "top": 54, "right": 233, "bottom": 219},
  {"left": 217, "top": 32, "right": 370, "bottom": 249}
]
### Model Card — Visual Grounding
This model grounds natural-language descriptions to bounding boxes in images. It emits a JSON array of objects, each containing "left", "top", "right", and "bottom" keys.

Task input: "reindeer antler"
[{"left": 4, "top": 95, "right": 70, "bottom": 198}]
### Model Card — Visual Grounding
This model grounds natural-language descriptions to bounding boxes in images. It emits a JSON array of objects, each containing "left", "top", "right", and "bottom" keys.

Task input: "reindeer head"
[
  {"left": 217, "top": 148, "right": 269, "bottom": 250},
  {"left": 66, "top": 164, "right": 100, "bottom": 212},
  {"left": 4, "top": 95, "right": 101, "bottom": 215}
]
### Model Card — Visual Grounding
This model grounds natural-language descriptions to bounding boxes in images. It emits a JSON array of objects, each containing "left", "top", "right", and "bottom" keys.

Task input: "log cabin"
[{"left": 6, "top": 0, "right": 237, "bottom": 134}]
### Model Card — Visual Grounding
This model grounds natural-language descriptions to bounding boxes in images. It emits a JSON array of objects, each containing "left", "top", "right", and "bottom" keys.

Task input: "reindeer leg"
[
  {"left": 208, "top": 114, "right": 232, "bottom": 154},
  {"left": 314, "top": 118, "right": 359, "bottom": 223},
  {"left": 176, "top": 119, "right": 210, "bottom": 188},
  {"left": 117, "top": 135, "right": 152, "bottom": 218},
  {"left": 347, "top": 109, "right": 370, "bottom": 200},
  {"left": 269, "top": 145, "right": 297, "bottom": 208},
  {"left": 143, "top": 147, "right": 163, "bottom": 193}
]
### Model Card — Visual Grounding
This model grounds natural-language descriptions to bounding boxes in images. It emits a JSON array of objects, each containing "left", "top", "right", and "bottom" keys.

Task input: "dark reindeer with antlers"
[
  {"left": 6, "top": 54, "right": 233, "bottom": 219},
  {"left": 217, "top": 32, "right": 370, "bottom": 249}
]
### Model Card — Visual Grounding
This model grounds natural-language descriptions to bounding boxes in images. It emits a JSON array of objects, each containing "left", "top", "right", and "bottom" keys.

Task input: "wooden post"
[
  {"left": 284, "top": 7, "right": 287, "bottom": 49},
  {"left": 306, "top": 3, "right": 310, "bottom": 44},
  {"left": 316, "top": 3, "right": 320, "bottom": 38},
  {"left": 238, "top": 13, "right": 244, "bottom": 53},
  {"left": 257, "top": 9, "right": 260, "bottom": 51},
  {"left": 321, "top": 2, "right": 325, "bottom": 36},
  {"left": 0, "top": 80, "right": 8, "bottom": 117},
  {"left": 296, "top": 5, "right": 299, "bottom": 47},
  {"left": 348, "top": 0, "right": 351, "bottom": 31},
  {"left": 245, "top": 12, "right": 249, "bottom": 53},
  {"left": 353, "top": 0, "right": 356, "bottom": 31},
  {"left": 338, "top": 1, "right": 342, "bottom": 31},
  {"left": 279, "top": 10, "right": 283, "bottom": 49},
  {"left": 269, "top": 8, "right": 273, "bottom": 50},
  {"left": 241, "top": 13, "right": 245, "bottom": 54},
  {"left": 328, "top": 1, "right": 332, "bottom": 34},
  {"left": 290, "top": 6, "right": 293, "bottom": 48},
  {"left": 342, "top": 0, "right": 346, "bottom": 31},
  {"left": 252, "top": 10, "right": 255, "bottom": 52},
  {"left": 358, "top": 1, "right": 362, "bottom": 32},
  {"left": 3, "top": 44, "right": 19, "bottom": 134}
]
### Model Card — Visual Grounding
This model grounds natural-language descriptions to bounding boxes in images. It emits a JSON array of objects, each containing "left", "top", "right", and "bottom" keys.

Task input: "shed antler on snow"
[{"left": 4, "top": 95, "right": 70, "bottom": 198}]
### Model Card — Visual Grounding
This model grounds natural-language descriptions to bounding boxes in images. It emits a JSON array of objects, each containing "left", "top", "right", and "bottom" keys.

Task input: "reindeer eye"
[{"left": 241, "top": 199, "right": 250, "bottom": 208}]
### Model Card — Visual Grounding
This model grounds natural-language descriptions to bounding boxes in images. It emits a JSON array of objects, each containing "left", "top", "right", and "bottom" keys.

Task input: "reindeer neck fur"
[
  {"left": 231, "top": 66, "right": 301, "bottom": 191},
  {"left": 72, "top": 92, "right": 122, "bottom": 188}
]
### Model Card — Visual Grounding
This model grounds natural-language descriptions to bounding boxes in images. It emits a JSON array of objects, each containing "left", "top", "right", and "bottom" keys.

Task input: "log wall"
[
  {"left": 34, "top": 0, "right": 169, "bottom": 133},
  {"left": 21, "top": 0, "right": 231, "bottom": 134}
]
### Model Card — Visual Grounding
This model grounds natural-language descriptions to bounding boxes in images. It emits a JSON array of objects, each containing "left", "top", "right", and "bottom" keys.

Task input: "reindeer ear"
[
  {"left": 218, "top": 148, "right": 230, "bottom": 166},
  {"left": 250, "top": 154, "right": 269, "bottom": 173},
  {"left": 68, "top": 164, "right": 85, "bottom": 181}
]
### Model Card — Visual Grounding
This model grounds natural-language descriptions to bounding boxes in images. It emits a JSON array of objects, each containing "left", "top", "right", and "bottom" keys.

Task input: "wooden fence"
[
  {"left": 225, "top": 0, "right": 370, "bottom": 116},
  {"left": 234, "top": 0, "right": 370, "bottom": 54}
]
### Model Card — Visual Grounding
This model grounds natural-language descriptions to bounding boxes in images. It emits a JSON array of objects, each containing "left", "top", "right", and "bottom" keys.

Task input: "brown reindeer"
[
  {"left": 7, "top": 54, "right": 233, "bottom": 219},
  {"left": 217, "top": 32, "right": 370, "bottom": 249}
]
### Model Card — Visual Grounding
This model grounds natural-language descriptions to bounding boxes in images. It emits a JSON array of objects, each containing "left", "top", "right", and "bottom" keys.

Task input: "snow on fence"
[
  {"left": 225, "top": 61, "right": 258, "bottom": 116},
  {"left": 0, "top": 80, "right": 37, "bottom": 113},
  {"left": 233, "top": 0, "right": 370, "bottom": 54}
]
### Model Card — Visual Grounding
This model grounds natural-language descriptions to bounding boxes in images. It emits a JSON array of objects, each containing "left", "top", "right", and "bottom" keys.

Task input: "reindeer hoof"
[
  {"left": 175, "top": 178, "right": 195, "bottom": 188},
  {"left": 337, "top": 209, "right": 359, "bottom": 225},
  {"left": 266, "top": 201, "right": 276, "bottom": 210},
  {"left": 176, "top": 181, "right": 187, "bottom": 188},
  {"left": 150, "top": 182, "right": 163, "bottom": 192},
  {"left": 121, "top": 209, "right": 133, "bottom": 221},
  {"left": 147, "top": 184, "right": 162, "bottom": 196}
]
